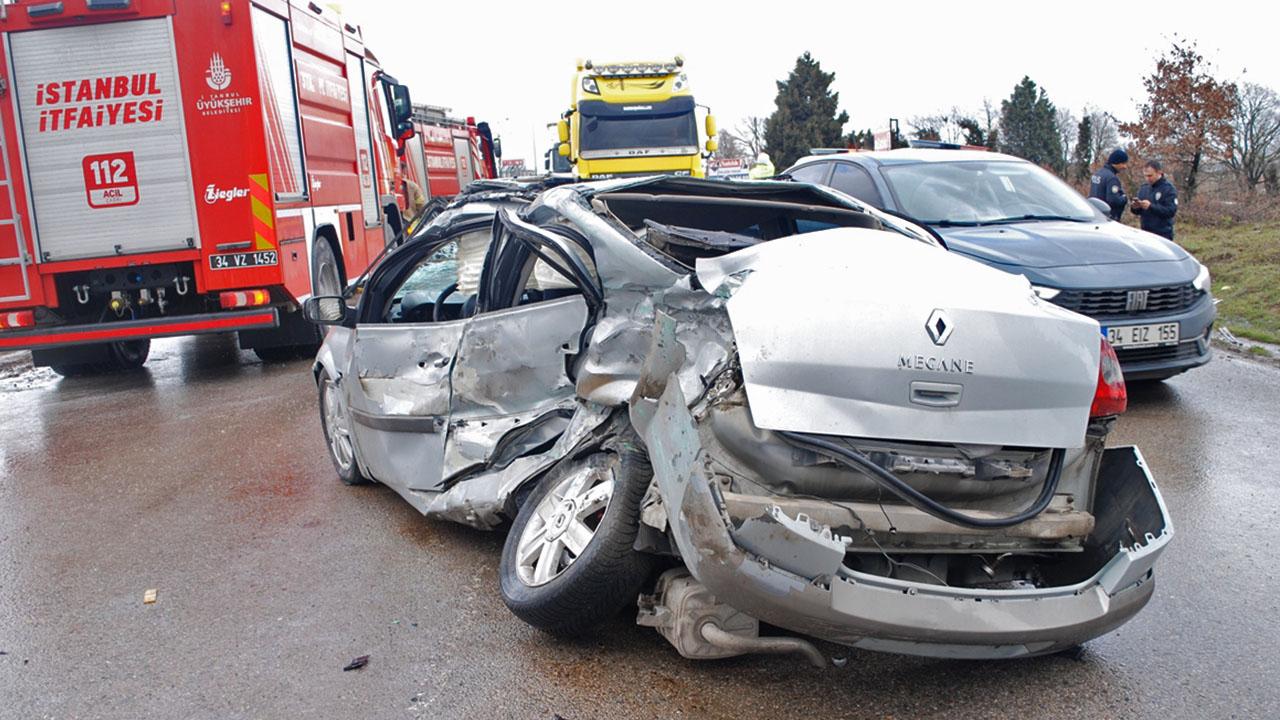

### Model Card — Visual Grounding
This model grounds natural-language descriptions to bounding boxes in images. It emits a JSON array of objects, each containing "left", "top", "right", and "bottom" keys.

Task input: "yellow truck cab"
[{"left": 557, "top": 58, "right": 717, "bottom": 179}]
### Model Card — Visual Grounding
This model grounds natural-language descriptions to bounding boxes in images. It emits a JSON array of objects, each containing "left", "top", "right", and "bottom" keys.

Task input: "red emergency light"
[
  {"left": 1, "top": 310, "right": 35, "bottom": 330},
  {"left": 219, "top": 289, "right": 270, "bottom": 310}
]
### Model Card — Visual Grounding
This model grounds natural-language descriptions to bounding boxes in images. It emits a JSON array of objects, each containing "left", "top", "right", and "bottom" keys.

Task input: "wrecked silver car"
[{"left": 305, "top": 176, "right": 1172, "bottom": 663}]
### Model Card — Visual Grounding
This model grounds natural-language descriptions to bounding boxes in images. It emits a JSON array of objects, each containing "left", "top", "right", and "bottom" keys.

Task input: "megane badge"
[{"left": 926, "top": 309, "right": 953, "bottom": 346}]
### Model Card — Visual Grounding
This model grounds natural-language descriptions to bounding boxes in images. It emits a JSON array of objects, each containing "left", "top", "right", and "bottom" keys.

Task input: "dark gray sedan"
[{"left": 785, "top": 149, "right": 1215, "bottom": 381}]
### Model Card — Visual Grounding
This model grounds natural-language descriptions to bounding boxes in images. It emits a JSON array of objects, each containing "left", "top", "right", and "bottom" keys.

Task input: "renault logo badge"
[{"left": 926, "top": 309, "right": 953, "bottom": 346}]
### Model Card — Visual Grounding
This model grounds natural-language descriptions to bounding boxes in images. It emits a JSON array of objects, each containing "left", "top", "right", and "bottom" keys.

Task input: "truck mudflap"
[
  {"left": 640, "top": 378, "right": 1173, "bottom": 660},
  {"left": 0, "top": 308, "right": 279, "bottom": 351}
]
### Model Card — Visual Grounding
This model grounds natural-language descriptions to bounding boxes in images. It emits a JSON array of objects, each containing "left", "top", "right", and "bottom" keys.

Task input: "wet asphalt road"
[{"left": 1, "top": 335, "right": 1278, "bottom": 719}]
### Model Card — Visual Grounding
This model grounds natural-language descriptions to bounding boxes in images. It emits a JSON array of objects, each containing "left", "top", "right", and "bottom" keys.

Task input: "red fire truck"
[
  {"left": 401, "top": 104, "right": 500, "bottom": 218},
  {"left": 0, "top": 0, "right": 429, "bottom": 373}
]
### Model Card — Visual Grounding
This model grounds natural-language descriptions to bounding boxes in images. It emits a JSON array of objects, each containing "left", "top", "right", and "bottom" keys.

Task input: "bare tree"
[
  {"left": 729, "top": 116, "right": 767, "bottom": 158},
  {"left": 1222, "top": 82, "right": 1280, "bottom": 190},
  {"left": 1086, "top": 107, "right": 1121, "bottom": 167},
  {"left": 714, "top": 129, "right": 747, "bottom": 161},
  {"left": 1056, "top": 107, "right": 1078, "bottom": 173}
]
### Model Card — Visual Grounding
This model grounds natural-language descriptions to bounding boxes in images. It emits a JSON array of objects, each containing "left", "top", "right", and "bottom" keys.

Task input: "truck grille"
[
  {"left": 1116, "top": 341, "right": 1203, "bottom": 365},
  {"left": 1054, "top": 284, "right": 1201, "bottom": 318}
]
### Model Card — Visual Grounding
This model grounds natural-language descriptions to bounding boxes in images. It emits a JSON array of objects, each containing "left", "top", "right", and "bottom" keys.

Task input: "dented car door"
[
  {"left": 439, "top": 209, "right": 597, "bottom": 480},
  {"left": 344, "top": 237, "right": 468, "bottom": 493}
]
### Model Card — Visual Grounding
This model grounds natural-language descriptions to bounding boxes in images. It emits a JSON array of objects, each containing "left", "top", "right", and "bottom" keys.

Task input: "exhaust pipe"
[{"left": 700, "top": 622, "right": 828, "bottom": 668}]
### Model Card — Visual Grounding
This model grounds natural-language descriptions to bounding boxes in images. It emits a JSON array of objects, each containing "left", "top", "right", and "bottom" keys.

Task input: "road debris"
[
  {"left": 143, "top": 589, "right": 158, "bottom": 604},
  {"left": 343, "top": 655, "right": 370, "bottom": 671}
]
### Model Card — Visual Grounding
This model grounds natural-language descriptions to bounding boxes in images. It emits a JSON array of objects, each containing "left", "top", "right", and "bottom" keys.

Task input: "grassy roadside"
[{"left": 1178, "top": 222, "right": 1280, "bottom": 347}]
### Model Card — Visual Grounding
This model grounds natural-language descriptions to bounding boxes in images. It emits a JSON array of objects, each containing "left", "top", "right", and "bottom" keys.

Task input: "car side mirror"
[
  {"left": 557, "top": 119, "right": 570, "bottom": 144},
  {"left": 558, "top": 142, "right": 570, "bottom": 158},
  {"left": 1086, "top": 197, "right": 1111, "bottom": 216},
  {"left": 705, "top": 138, "right": 718, "bottom": 154},
  {"left": 303, "top": 296, "right": 356, "bottom": 328}
]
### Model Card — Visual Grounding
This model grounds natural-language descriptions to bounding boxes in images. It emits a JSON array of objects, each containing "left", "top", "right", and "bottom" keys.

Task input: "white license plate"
[
  {"left": 1105, "top": 323, "right": 1180, "bottom": 348},
  {"left": 209, "top": 251, "right": 278, "bottom": 271}
]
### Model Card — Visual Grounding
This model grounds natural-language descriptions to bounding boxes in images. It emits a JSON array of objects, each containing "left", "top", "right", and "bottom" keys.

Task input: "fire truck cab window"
[{"left": 250, "top": 8, "right": 306, "bottom": 199}]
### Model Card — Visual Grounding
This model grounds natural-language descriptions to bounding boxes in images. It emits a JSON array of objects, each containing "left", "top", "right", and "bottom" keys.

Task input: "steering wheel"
[{"left": 433, "top": 282, "right": 459, "bottom": 322}]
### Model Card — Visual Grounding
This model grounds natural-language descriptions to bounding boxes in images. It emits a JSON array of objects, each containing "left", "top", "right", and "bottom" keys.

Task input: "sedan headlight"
[
  {"left": 581, "top": 76, "right": 600, "bottom": 94},
  {"left": 1032, "top": 285, "right": 1061, "bottom": 300},
  {"left": 1193, "top": 262, "right": 1211, "bottom": 293}
]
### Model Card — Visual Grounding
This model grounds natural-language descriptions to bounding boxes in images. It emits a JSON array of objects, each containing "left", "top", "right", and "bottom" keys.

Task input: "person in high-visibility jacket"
[{"left": 748, "top": 152, "right": 775, "bottom": 180}]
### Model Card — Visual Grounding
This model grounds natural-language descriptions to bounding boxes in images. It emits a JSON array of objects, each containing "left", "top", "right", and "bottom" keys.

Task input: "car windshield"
[
  {"left": 880, "top": 160, "right": 1097, "bottom": 225},
  {"left": 579, "top": 98, "right": 698, "bottom": 158}
]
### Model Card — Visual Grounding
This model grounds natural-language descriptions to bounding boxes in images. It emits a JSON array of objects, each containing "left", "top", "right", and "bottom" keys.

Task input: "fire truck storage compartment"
[{"left": 8, "top": 18, "right": 200, "bottom": 261}]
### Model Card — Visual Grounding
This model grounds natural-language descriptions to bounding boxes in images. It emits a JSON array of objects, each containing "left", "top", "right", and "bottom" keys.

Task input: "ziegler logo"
[
  {"left": 206, "top": 53, "right": 232, "bottom": 91},
  {"left": 205, "top": 184, "right": 249, "bottom": 204}
]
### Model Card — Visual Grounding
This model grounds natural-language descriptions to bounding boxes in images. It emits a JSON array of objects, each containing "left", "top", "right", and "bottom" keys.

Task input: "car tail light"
[
  {"left": 1090, "top": 337, "right": 1128, "bottom": 418},
  {"left": 220, "top": 0, "right": 233, "bottom": 24},
  {"left": 220, "top": 289, "right": 270, "bottom": 309},
  {"left": 1, "top": 311, "right": 35, "bottom": 330}
]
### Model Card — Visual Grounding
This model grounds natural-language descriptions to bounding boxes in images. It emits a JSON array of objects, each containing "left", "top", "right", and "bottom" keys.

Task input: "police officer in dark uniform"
[
  {"left": 1130, "top": 159, "right": 1178, "bottom": 240},
  {"left": 1089, "top": 149, "right": 1130, "bottom": 220}
]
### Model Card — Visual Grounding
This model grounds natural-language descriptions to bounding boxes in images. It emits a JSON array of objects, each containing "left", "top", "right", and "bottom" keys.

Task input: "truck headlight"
[
  {"left": 673, "top": 73, "right": 688, "bottom": 92},
  {"left": 1193, "top": 262, "right": 1211, "bottom": 293},
  {"left": 581, "top": 77, "right": 600, "bottom": 94},
  {"left": 1032, "top": 285, "right": 1061, "bottom": 300}
]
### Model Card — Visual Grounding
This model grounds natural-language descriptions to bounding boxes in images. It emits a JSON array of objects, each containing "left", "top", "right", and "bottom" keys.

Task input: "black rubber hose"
[{"left": 777, "top": 431, "right": 1065, "bottom": 530}]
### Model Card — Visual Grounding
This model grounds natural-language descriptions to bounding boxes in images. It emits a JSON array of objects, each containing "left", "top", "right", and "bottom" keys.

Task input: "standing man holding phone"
[
  {"left": 1090, "top": 149, "right": 1130, "bottom": 220},
  {"left": 1131, "top": 159, "right": 1178, "bottom": 240}
]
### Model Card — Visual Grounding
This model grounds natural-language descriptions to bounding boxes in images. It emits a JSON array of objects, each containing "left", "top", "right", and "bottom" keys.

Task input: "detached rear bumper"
[
  {"left": 0, "top": 308, "right": 279, "bottom": 351},
  {"left": 642, "top": 380, "right": 1173, "bottom": 659}
]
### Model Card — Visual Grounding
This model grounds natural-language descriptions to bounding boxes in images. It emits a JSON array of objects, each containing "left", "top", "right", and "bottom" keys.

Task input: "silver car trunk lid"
[{"left": 696, "top": 229, "right": 1101, "bottom": 449}]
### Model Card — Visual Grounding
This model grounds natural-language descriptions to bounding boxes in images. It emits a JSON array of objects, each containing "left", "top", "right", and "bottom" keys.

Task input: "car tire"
[
  {"left": 318, "top": 370, "right": 368, "bottom": 485},
  {"left": 499, "top": 438, "right": 655, "bottom": 636}
]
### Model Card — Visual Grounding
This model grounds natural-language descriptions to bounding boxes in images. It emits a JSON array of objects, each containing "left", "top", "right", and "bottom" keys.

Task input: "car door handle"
[{"left": 910, "top": 381, "right": 963, "bottom": 408}]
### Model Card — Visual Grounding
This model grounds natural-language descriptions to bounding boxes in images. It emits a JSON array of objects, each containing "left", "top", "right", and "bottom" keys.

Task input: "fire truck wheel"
[
  {"left": 47, "top": 340, "right": 149, "bottom": 377},
  {"left": 311, "top": 240, "right": 344, "bottom": 298},
  {"left": 318, "top": 370, "right": 368, "bottom": 485},
  {"left": 108, "top": 339, "right": 150, "bottom": 370}
]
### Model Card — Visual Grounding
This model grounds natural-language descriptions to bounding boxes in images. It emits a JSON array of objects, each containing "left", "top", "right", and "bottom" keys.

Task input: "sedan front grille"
[{"left": 1054, "top": 284, "right": 1202, "bottom": 318}]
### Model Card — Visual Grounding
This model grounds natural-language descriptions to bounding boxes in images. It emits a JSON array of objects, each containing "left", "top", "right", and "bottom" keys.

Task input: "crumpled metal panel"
[
  {"left": 440, "top": 296, "right": 590, "bottom": 480},
  {"left": 636, "top": 377, "right": 1165, "bottom": 659},
  {"left": 537, "top": 186, "right": 685, "bottom": 290},
  {"left": 352, "top": 321, "right": 465, "bottom": 417},
  {"left": 696, "top": 230, "right": 1101, "bottom": 449},
  {"left": 424, "top": 403, "right": 616, "bottom": 528},
  {"left": 575, "top": 282, "right": 733, "bottom": 408}
]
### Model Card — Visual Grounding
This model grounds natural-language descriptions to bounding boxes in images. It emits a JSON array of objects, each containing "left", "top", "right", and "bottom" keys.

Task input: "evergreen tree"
[
  {"left": 998, "top": 77, "right": 1064, "bottom": 173},
  {"left": 1072, "top": 115, "right": 1094, "bottom": 183},
  {"left": 763, "top": 52, "right": 849, "bottom": 169},
  {"left": 957, "top": 117, "right": 987, "bottom": 147}
]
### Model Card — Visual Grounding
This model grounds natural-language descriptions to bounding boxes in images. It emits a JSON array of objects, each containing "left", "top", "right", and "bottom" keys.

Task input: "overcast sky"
[{"left": 355, "top": 0, "right": 1278, "bottom": 167}]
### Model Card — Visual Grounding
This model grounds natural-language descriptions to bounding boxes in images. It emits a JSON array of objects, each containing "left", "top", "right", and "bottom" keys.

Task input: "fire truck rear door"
[{"left": 7, "top": 18, "right": 200, "bottom": 261}]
